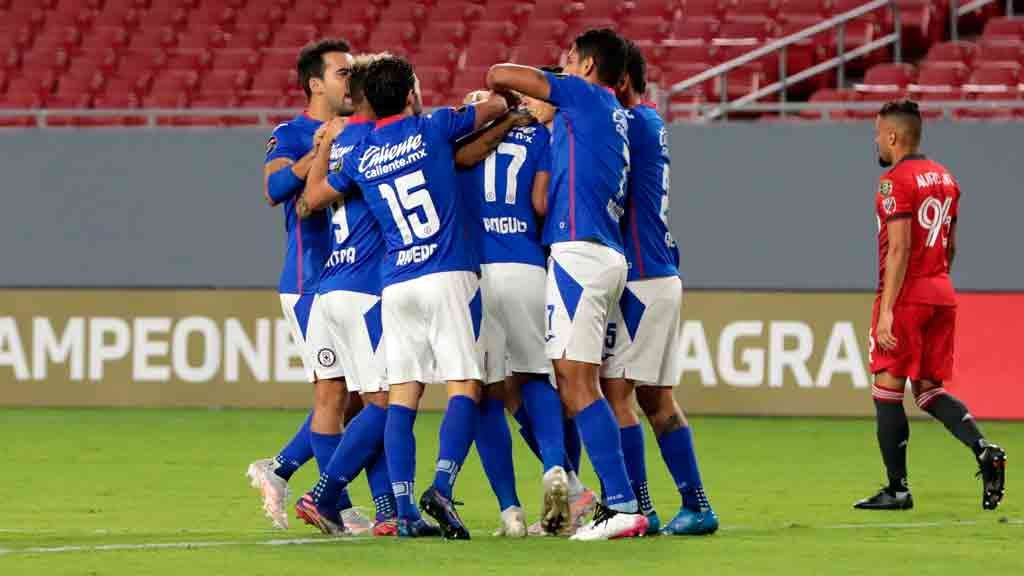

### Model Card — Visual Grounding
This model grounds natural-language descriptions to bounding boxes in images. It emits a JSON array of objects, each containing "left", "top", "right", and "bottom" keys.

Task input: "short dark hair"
[
  {"left": 879, "top": 99, "right": 922, "bottom": 145},
  {"left": 296, "top": 38, "right": 351, "bottom": 99},
  {"left": 573, "top": 28, "right": 628, "bottom": 87},
  {"left": 623, "top": 39, "right": 647, "bottom": 95},
  {"left": 539, "top": 65, "right": 564, "bottom": 74},
  {"left": 364, "top": 56, "right": 416, "bottom": 118}
]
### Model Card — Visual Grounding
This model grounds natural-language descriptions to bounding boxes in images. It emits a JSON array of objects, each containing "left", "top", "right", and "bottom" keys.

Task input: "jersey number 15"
[{"left": 379, "top": 170, "right": 441, "bottom": 246}]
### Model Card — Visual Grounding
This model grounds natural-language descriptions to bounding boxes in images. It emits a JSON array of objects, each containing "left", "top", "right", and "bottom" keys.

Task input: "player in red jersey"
[{"left": 855, "top": 100, "right": 1006, "bottom": 511}]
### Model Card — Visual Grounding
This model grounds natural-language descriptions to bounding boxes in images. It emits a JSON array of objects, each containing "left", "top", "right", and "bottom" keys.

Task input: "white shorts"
[
  {"left": 307, "top": 291, "right": 388, "bottom": 393},
  {"left": 481, "top": 262, "right": 551, "bottom": 383},
  {"left": 382, "top": 270, "right": 485, "bottom": 385},
  {"left": 601, "top": 276, "right": 684, "bottom": 387},
  {"left": 545, "top": 241, "right": 628, "bottom": 365},
  {"left": 280, "top": 293, "right": 318, "bottom": 383}
]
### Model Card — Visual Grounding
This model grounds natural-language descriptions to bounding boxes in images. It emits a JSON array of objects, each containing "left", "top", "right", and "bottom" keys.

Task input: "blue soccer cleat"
[
  {"left": 420, "top": 487, "right": 471, "bottom": 540},
  {"left": 660, "top": 507, "right": 719, "bottom": 536},
  {"left": 396, "top": 517, "right": 442, "bottom": 538},
  {"left": 645, "top": 510, "right": 662, "bottom": 536}
]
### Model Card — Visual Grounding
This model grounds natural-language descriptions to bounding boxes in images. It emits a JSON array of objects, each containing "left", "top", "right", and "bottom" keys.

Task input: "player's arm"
[
  {"left": 486, "top": 64, "right": 551, "bottom": 101},
  {"left": 877, "top": 217, "right": 911, "bottom": 350},
  {"left": 468, "top": 92, "right": 510, "bottom": 131},
  {"left": 454, "top": 108, "right": 534, "bottom": 168},
  {"left": 297, "top": 119, "right": 347, "bottom": 218},
  {"left": 263, "top": 126, "right": 329, "bottom": 206},
  {"left": 946, "top": 220, "right": 957, "bottom": 271}
]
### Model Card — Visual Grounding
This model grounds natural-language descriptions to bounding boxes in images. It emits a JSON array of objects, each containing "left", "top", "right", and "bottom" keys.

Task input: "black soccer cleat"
[
  {"left": 853, "top": 487, "right": 914, "bottom": 510},
  {"left": 977, "top": 442, "right": 1007, "bottom": 511},
  {"left": 419, "top": 487, "right": 471, "bottom": 540}
]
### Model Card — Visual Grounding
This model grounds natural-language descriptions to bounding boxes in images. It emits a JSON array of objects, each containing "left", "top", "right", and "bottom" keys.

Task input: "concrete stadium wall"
[{"left": 0, "top": 122, "right": 1020, "bottom": 290}]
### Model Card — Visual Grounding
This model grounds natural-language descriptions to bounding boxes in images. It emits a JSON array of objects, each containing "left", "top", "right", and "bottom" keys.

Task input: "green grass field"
[{"left": 0, "top": 408, "right": 1020, "bottom": 575}]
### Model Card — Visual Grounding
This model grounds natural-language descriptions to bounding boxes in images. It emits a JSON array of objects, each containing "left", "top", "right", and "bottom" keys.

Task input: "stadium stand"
[{"left": 0, "top": 0, "right": 1020, "bottom": 126}]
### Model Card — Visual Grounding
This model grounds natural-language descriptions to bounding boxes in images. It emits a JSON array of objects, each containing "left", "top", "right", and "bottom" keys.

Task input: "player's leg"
[
  {"left": 476, "top": 381, "right": 526, "bottom": 537},
  {"left": 637, "top": 388, "right": 719, "bottom": 536},
  {"left": 246, "top": 293, "right": 319, "bottom": 529},
  {"left": 913, "top": 307, "right": 1006, "bottom": 509},
  {"left": 419, "top": 272, "right": 486, "bottom": 540},
  {"left": 602, "top": 377, "right": 658, "bottom": 528},
  {"left": 380, "top": 279, "right": 442, "bottom": 538},
  {"left": 546, "top": 242, "right": 647, "bottom": 541}
]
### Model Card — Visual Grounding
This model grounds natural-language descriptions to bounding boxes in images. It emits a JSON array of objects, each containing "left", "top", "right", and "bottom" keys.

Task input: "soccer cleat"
[
  {"left": 977, "top": 442, "right": 1007, "bottom": 511},
  {"left": 660, "top": 507, "right": 719, "bottom": 536},
  {"left": 541, "top": 466, "right": 570, "bottom": 534},
  {"left": 853, "top": 487, "right": 914, "bottom": 510},
  {"left": 396, "top": 517, "right": 443, "bottom": 538},
  {"left": 492, "top": 506, "right": 527, "bottom": 538},
  {"left": 295, "top": 493, "right": 346, "bottom": 536},
  {"left": 246, "top": 458, "right": 290, "bottom": 530},
  {"left": 566, "top": 487, "right": 597, "bottom": 535},
  {"left": 569, "top": 503, "right": 649, "bottom": 541},
  {"left": 644, "top": 511, "right": 662, "bottom": 536},
  {"left": 420, "top": 487, "right": 471, "bottom": 540},
  {"left": 371, "top": 518, "right": 398, "bottom": 537},
  {"left": 341, "top": 507, "right": 374, "bottom": 536},
  {"left": 526, "top": 519, "right": 554, "bottom": 536}
]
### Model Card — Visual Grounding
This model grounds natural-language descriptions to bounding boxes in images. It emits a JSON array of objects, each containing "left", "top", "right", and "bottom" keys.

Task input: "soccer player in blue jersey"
[
  {"left": 602, "top": 41, "right": 719, "bottom": 536},
  {"left": 299, "top": 56, "right": 510, "bottom": 539},
  {"left": 290, "top": 54, "right": 411, "bottom": 537},
  {"left": 487, "top": 29, "right": 649, "bottom": 540},
  {"left": 246, "top": 38, "right": 367, "bottom": 531}
]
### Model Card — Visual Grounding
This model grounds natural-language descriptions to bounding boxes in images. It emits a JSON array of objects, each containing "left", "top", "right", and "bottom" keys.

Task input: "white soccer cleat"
[
  {"left": 340, "top": 507, "right": 374, "bottom": 536},
  {"left": 246, "top": 458, "right": 290, "bottom": 530},
  {"left": 492, "top": 506, "right": 527, "bottom": 537},
  {"left": 541, "top": 466, "right": 570, "bottom": 534},
  {"left": 569, "top": 504, "right": 649, "bottom": 542},
  {"left": 568, "top": 487, "right": 597, "bottom": 534}
]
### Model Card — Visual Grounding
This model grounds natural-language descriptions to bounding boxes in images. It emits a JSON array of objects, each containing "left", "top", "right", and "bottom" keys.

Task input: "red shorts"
[{"left": 870, "top": 301, "right": 956, "bottom": 382}]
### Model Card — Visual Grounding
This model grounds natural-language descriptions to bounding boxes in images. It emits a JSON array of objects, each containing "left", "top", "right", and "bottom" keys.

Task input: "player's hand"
[
  {"left": 323, "top": 117, "right": 347, "bottom": 143},
  {"left": 312, "top": 123, "right": 330, "bottom": 151},
  {"left": 509, "top": 107, "right": 536, "bottom": 127},
  {"left": 876, "top": 309, "right": 898, "bottom": 351}
]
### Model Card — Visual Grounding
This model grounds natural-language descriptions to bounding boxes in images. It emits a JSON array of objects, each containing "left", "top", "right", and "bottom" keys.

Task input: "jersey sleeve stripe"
[
  {"left": 629, "top": 199, "right": 646, "bottom": 279},
  {"left": 295, "top": 215, "right": 304, "bottom": 293},
  {"left": 565, "top": 116, "right": 577, "bottom": 241}
]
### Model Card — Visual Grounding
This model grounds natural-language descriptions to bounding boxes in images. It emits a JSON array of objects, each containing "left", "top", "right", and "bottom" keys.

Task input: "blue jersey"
[
  {"left": 328, "top": 107, "right": 480, "bottom": 287},
  {"left": 318, "top": 117, "right": 384, "bottom": 296},
  {"left": 542, "top": 71, "right": 630, "bottom": 252},
  {"left": 463, "top": 122, "right": 550, "bottom": 268},
  {"left": 623, "top": 104, "right": 679, "bottom": 280},
  {"left": 265, "top": 113, "right": 332, "bottom": 295}
]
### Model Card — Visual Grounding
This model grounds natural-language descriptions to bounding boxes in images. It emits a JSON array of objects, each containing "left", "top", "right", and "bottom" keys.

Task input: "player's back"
[
  {"left": 876, "top": 154, "right": 960, "bottom": 306},
  {"left": 543, "top": 72, "right": 630, "bottom": 252},
  {"left": 346, "top": 108, "right": 479, "bottom": 286},
  {"left": 266, "top": 114, "right": 332, "bottom": 294},
  {"left": 623, "top": 103, "right": 678, "bottom": 280},
  {"left": 320, "top": 118, "right": 383, "bottom": 296},
  {"left": 464, "top": 122, "right": 550, "bottom": 268}
]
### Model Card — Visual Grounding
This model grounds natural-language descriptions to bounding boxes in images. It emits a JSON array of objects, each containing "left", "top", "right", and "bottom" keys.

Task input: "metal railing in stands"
[
  {"left": 661, "top": 0, "right": 903, "bottom": 121},
  {"left": 952, "top": 0, "right": 1016, "bottom": 42}
]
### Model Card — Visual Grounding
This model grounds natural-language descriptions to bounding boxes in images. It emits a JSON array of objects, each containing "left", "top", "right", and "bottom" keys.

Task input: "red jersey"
[{"left": 875, "top": 154, "right": 960, "bottom": 306}]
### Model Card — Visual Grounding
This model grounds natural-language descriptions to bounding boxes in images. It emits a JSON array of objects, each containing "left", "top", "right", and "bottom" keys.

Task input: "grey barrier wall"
[{"left": 0, "top": 122, "right": 1020, "bottom": 289}]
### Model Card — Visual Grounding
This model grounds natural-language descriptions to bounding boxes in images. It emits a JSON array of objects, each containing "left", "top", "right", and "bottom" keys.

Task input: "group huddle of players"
[{"left": 246, "top": 27, "right": 1006, "bottom": 542}]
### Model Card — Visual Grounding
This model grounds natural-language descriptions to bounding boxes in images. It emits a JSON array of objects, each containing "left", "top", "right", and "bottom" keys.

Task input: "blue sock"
[
  {"left": 476, "top": 397, "right": 521, "bottom": 511},
  {"left": 657, "top": 426, "right": 710, "bottom": 512},
  {"left": 432, "top": 395, "right": 479, "bottom": 499},
  {"left": 385, "top": 405, "right": 420, "bottom": 520},
  {"left": 366, "top": 448, "right": 396, "bottom": 521},
  {"left": 513, "top": 406, "right": 543, "bottom": 462},
  {"left": 521, "top": 377, "right": 568, "bottom": 472},
  {"left": 273, "top": 410, "right": 314, "bottom": 481},
  {"left": 312, "top": 404, "right": 387, "bottom": 512},
  {"left": 564, "top": 417, "right": 582, "bottom": 473},
  {"left": 575, "top": 399, "right": 637, "bottom": 513},
  {"left": 620, "top": 425, "right": 654, "bottom": 515},
  {"left": 310, "top": 430, "right": 352, "bottom": 510}
]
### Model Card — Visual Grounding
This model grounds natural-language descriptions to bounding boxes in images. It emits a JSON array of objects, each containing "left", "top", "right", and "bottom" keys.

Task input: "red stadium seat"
[
  {"left": 801, "top": 88, "right": 857, "bottom": 120},
  {"left": 892, "top": 0, "right": 940, "bottom": 57},
  {"left": 983, "top": 17, "right": 1024, "bottom": 41},
  {"left": 260, "top": 50, "right": 296, "bottom": 72},
  {"left": 2, "top": 6, "right": 45, "bottom": 29},
  {"left": 511, "top": 43, "right": 563, "bottom": 67},
  {"left": 55, "top": 69, "right": 105, "bottom": 97},
  {"left": 142, "top": 91, "right": 189, "bottom": 109},
  {"left": 586, "top": 0, "right": 633, "bottom": 21},
  {"left": 411, "top": 44, "right": 459, "bottom": 70},
  {"left": 619, "top": 18, "right": 671, "bottom": 44},
  {"left": 199, "top": 70, "right": 249, "bottom": 95},
  {"left": 671, "top": 19, "right": 719, "bottom": 44},
  {"left": 470, "top": 21, "right": 519, "bottom": 46},
  {"left": 861, "top": 63, "right": 916, "bottom": 89},
  {"left": 683, "top": 0, "right": 726, "bottom": 21},
  {"left": 385, "top": 1, "right": 429, "bottom": 22},
  {"left": 780, "top": 0, "right": 828, "bottom": 17},
  {"left": 418, "top": 89, "right": 450, "bottom": 108},
  {"left": 188, "top": 5, "right": 236, "bottom": 29},
  {"left": 518, "top": 20, "right": 569, "bottom": 47},
  {"left": 909, "top": 63, "right": 969, "bottom": 119},
  {"left": 565, "top": 19, "right": 618, "bottom": 42},
  {"left": 30, "top": 26, "right": 82, "bottom": 53},
  {"left": 421, "top": 21, "right": 469, "bottom": 48},
  {"left": 92, "top": 7, "right": 138, "bottom": 28},
  {"left": 190, "top": 92, "right": 240, "bottom": 108},
  {"left": 227, "top": 24, "right": 274, "bottom": 50},
  {"left": 925, "top": 41, "right": 978, "bottom": 68},
  {"left": 148, "top": 69, "right": 199, "bottom": 97},
  {"left": 319, "top": 22, "right": 369, "bottom": 49},
  {"left": 662, "top": 61, "right": 713, "bottom": 95},
  {"left": 709, "top": 64, "right": 772, "bottom": 103},
  {"left": 272, "top": 25, "right": 319, "bottom": 50},
  {"left": 431, "top": 1, "right": 486, "bottom": 24},
  {"left": 415, "top": 66, "right": 454, "bottom": 97},
  {"left": 165, "top": 50, "right": 211, "bottom": 72},
  {"left": 651, "top": 44, "right": 715, "bottom": 68},
  {"left": 478, "top": 1, "right": 534, "bottom": 25},
  {"left": 127, "top": 27, "right": 177, "bottom": 51},
  {"left": 714, "top": 19, "right": 774, "bottom": 45},
  {"left": 212, "top": 51, "right": 261, "bottom": 74},
  {"left": 102, "top": 73, "right": 151, "bottom": 98},
  {"left": 135, "top": 6, "right": 189, "bottom": 31},
  {"left": 826, "top": 19, "right": 884, "bottom": 72},
  {"left": 728, "top": 0, "right": 779, "bottom": 22},
  {"left": 238, "top": 92, "right": 284, "bottom": 108},
  {"left": 365, "top": 22, "right": 419, "bottom": 53},
  {"left": 251, "top": 68, "right": 297, "bottom": 93},
  {"left": 464, "top": 43, "right": 511, "bottom": 68},
  {"left": 178, "top": 28, "right": 230, "bottom": 51},
  {"left": 93, "top": 91, "right": 140, "bottom": 109},
  {"left": 80, "top": 26, "right": 130, "bottom": 54},
  {"left": 975, "top": 39, "right": 1024, "bottom": 67},
  {"left": 630, "top": 0, "right": 677, "bottom": 20},
  {"left": 963, "top": 62, "right": 1021, "bottom": 92},
  {"left": 450, "top": 66, "right": 490, "bottom": 99},
  {"left": 531, "top": 2, "right": 583, "bottom": 22},
  {"left": 44, "top": 8, "right": 93, "bottom": 29}
]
